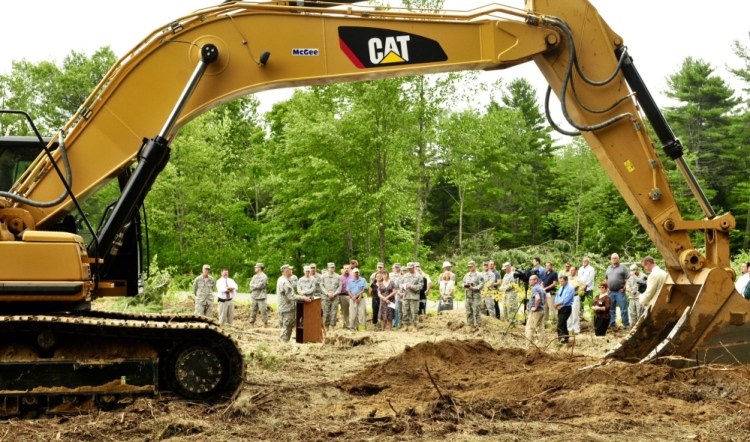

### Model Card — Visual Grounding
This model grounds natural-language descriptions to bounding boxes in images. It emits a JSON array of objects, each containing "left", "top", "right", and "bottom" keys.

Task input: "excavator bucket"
[{"left": 606, "top": 267, "right": 750, "bottom": 366}]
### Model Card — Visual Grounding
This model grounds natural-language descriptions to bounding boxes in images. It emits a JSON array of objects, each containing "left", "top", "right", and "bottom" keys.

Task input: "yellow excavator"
[{"left": 1, "top": 0, "right": 748, "bottom": 416}]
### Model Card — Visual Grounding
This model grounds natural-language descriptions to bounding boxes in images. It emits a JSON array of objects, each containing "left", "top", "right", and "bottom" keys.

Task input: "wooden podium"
[{"left": 295, "top": 298, "right": 323, "bottom": 343}]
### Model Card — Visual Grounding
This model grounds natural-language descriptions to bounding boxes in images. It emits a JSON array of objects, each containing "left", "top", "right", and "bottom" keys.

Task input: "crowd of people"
[{"left": 190, "top": 253, "right": 747, "bottom": 345}]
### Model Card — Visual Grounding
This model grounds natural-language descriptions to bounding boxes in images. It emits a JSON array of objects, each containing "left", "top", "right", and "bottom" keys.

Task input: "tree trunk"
[{"left": 458, "top": 187, "right": 465, "bottom": 255}]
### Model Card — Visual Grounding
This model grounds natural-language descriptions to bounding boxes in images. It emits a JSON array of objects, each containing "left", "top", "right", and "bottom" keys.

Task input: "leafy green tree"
[
  {"left": 664, "top": 57, "right": 740, "bottom": 215},
  {"left": 0, "top": 48, "right": 116, "bottom": 135}
]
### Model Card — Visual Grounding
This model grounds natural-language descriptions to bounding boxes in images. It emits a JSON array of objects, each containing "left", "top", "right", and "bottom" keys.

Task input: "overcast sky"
[{"left": 2, "top": 0, "right": 748, "bottom": 114}]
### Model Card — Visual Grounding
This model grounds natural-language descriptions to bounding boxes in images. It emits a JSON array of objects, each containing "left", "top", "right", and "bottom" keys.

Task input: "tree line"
[{"left": 2, "top": 32, "right": 750, "bottom": 286}]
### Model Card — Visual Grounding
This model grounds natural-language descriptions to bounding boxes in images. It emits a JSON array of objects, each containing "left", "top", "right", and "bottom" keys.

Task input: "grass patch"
[{"left": 246, "top": 342, "right": 283, "bottom": 371}]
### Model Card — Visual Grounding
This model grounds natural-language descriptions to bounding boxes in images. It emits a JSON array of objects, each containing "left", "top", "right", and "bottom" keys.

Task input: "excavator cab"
[{"left": 0, "top": 136, "right": 52, "bottom": 193}]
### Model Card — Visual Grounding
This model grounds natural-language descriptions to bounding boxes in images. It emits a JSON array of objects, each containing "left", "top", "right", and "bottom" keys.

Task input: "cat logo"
[
  {"left": 339, "top": 26, "right": 447, "bottom": 69},
  {"left": 368, "top": 35, "right": 411, "bottom": 65}
]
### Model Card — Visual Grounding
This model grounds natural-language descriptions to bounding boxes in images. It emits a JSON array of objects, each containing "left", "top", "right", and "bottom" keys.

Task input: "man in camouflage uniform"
[
  {"left": 192, "top": 264, "right": 215, "bottom": 317},
  {"left": 310, "top": 263, "right": 322, "bottom": 297},
  {"left": 500, "top": 262, "right": 519, "bottom": 322},
  {"left": 481, "top": 262, "right": 496, "bottom": 317},
  {"left": 280, "top": 267, "right": 298, "bottom": 328},
  {"left": 278, "top": 264, "right": 312, "bottom": 342},
  {"left": 400, "top": 262, "right": 424, "bottom": 331},
  {"left": 320, "top": 262, "right": 342, "bottom": 329},
  {"left": 249, "top": 263, "right": 269, "bottom": 327},
  {"left": 463, "top": 260, "right": 485, "bottom": 328},
  {"left": 298, "top": 266, "right": 317, "bottom": 298}
]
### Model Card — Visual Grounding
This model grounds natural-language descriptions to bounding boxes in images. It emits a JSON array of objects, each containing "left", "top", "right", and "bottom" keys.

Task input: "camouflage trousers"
[
  {"left": 279, "top": 311, "right": 295, "bottom": 342},
  {"left": 323, "top": 296, "right": 339, "bottom": 327},
  {"left": 465, "top": 291, "right": 483, "bottom": 327},
  {"left": 250, "top": 298, "right": 268, "bottom": 326},
  {"left": 194, "top": 296, "right": 214, "bottom": 318},
  {"left": 401, "top": 298, "right": 420, "bottom": 326}
]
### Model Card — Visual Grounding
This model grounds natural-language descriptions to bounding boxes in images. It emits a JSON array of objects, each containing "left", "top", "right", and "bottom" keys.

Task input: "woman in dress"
[{"left": 377, "top": 272, "right": 396, "bottom": 331}]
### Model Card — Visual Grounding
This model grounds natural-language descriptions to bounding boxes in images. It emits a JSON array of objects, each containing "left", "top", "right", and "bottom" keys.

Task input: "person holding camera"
[{"left": 462, "top": 260, "right": 485, "bottom": 328}]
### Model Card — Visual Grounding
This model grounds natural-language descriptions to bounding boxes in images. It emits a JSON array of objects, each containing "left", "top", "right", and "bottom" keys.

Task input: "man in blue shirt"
[
  {"left": 554, "top": 275, "right": 576, "bottom": 344},
  {"left": 348, "top": 268, "right": 368, "bottom": 330},
  {"left": 525, "top": 274, "right": 546, "bottom": 347}
]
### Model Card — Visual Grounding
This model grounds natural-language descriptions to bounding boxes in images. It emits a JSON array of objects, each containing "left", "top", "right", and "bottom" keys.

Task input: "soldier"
[
  {"left": 310, "top": 263, "right": 322, "bottom": 297},
  {"left": 400, "top": 262, "right": 424, "bottom": 331},
  {"left": 481, "top": 262, "right": 496, "bottom": 317},
  {"left": 278, "top": 264, "right": 311, "bottom": 342},
  {"left": 216, "top": 268, "right": 238, "bottom": 327},
  {"left": 320, "top": 262, "right": 342, "bottom": 330},
  {"left": 500, "top": 262, "right": 519, "bottom": 321},
  {"left": 192, "top": 264, "right": 215, "bottom": 317},
  {"left": 462, "top": 260, "right": 484, "bottom": 328},
  {"left": 281, "top": 266, "right": 299, "bottom": 327},
  {"left": 249, "top": 263, "right": 269, "bottom": 327},
  {"left": 298, "top": 266, "right": 317, "bottom": 298}
]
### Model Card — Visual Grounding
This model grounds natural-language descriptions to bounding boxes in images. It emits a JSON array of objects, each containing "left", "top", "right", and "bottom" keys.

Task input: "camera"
[{"left": 514, "top": 268, "right": 539, "bottom": 284}]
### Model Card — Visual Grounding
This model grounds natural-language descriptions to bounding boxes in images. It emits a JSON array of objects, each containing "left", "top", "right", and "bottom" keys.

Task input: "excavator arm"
[{"left": 0, "top": 0, "right": 748, "bottom": 412}]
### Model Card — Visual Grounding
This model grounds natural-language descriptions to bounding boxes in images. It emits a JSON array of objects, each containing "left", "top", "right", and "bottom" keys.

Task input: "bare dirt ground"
[{"left": 3, "top": 299, "right": 750, "bottom": 441}]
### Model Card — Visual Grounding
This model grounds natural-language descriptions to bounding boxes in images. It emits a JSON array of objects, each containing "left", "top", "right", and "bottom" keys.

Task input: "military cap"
[
  {"left": 467, "top": 260, "right": 477, "bottom": 267},
  {"left": 406, "top": 262, "right": 415, "bottom": 269},
  {"left": 280, "top": 264, "right": 291, "bottom": 272},
  {"left": 202, "top": 264, "right": 211, "bottom": 270},
  {"left": 303, "top": 266, "right": 311, "bottom": 272},
  {"left": 255, "top": 263, "right": 264, "bottom": 269},
  {"left": 327, "top": 262, "right": 336, "bottom": 268}
]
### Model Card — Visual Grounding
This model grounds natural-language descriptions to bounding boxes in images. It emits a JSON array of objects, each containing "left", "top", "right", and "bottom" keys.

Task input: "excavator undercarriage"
[{"left": 0, "top": 311, "right": 244, "bottom": 416}]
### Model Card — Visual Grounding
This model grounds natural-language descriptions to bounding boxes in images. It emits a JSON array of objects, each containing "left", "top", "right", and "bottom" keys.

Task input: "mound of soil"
[{"left": 337, "top": 339, "right": 750, "bottom": 439}]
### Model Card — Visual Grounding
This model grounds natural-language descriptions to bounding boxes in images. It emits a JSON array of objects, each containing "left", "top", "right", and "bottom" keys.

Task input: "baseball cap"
[
  {"left": 202, "top": 264, "right": 211, "bottom": 270},
  {"left": 502, "top": 262, "right": 511, "bottom": 269},
  {"left": 353, "top": 268, "right": 360, "bottom": 273},
  {"left": 442, "top": 261, "right": 452, "bottom": 268}
]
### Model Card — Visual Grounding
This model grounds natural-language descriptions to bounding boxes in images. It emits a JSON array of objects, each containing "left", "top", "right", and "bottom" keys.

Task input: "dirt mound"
[{"left": 337, "top": 338, "right": 750, "bottom": 438}]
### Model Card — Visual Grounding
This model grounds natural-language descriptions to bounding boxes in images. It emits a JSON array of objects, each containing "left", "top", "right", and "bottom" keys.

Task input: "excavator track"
[{"left": 0, "top": 311, "right": 245, "bottom": 416}]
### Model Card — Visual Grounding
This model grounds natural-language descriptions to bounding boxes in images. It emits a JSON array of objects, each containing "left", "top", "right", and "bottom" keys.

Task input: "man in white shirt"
[
  {"left": 734, "top": 262, "right": 750, "bottom": 295},
  {"left": 578, "top": 257, "right": 596, "bottom": 306},
  {"left": 216, "top": 268, "right": 239, "bottom": 327},
  {"left": 639, "top": 256, "right": 668, "bottom": 307}
]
